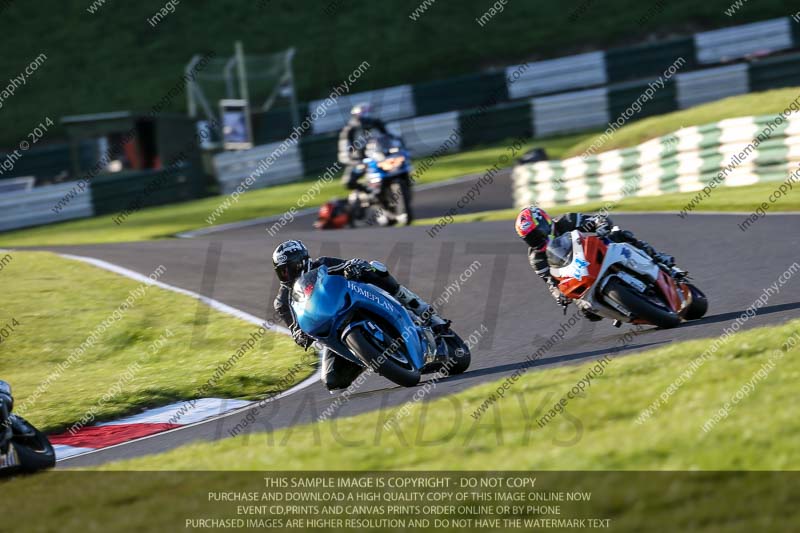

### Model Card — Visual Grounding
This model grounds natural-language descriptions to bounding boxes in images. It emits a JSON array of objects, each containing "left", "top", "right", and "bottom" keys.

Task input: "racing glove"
[
  {"left": 593, "top": 218, "right": 615, "bottom": 238},
  {"left": 548, "top": 282, "right": 570, "bottom": 307},
  {"left": 292, "top": 328, "right": 314, "bottom": 350},
  {"left": 343, "top": 259, "right": 372, "bottom": 280}
]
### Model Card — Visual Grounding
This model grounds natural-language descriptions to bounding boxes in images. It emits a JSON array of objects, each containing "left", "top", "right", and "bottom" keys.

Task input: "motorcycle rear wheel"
[
  {"left": 344, "top": 329, "right": 421, "bottom": 387},
  {"left": 9, "top": 417, "right": 55, "bottom": 473},
  {"left": 604, "top": 278, "right": 681, "bottom": 329}
]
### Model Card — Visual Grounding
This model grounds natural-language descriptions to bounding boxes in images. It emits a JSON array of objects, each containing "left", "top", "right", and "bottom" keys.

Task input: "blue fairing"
[
  {"left": 291, "top": 266, "right": 426, "bottom": 370},
  {"left": 365, "top": 150, "right": 412, "bottom": 181}
]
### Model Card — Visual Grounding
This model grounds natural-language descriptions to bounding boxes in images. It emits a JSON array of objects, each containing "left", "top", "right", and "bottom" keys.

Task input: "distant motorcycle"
[
  {"left": 316, "top": 135, "right": 414, "bottom": 229},
  {"left": 291, "top": 264, "right": 470, "bottom": 387},
  {"left": 548, "top": 230, "right": 708, "bottom": 328},
  {"left": 0, "top": 383, "right": 55, "bottom": 476}
]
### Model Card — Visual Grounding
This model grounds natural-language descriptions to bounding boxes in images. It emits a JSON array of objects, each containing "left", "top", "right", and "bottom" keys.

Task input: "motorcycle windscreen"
[
  {"left": 291, "top": 267, "right": 348, "bottom": 338},
  {"left": 364, "top": 135, "right": 400, "bottom": 159},
  {"left": 546, "top": 234, "right": 574, "bottom": 268}
]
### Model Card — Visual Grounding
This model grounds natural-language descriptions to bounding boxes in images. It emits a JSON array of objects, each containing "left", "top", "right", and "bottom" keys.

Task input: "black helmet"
[
  {"left": 0, "top": 380, "right": 12, "bottom": 413},
  {"left": 272, "top": 240, "right": 310, "bottom": 283}
]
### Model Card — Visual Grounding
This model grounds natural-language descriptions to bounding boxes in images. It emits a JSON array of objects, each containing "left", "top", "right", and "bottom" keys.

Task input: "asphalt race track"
[{"left": 49, "top": 175, "right": 800, "bottom": 467}]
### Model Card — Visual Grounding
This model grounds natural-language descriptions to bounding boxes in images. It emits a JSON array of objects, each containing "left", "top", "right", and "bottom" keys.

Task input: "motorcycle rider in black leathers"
[
  {"left": 515, "top": 207, "right": 675, "bottom": 320},
  {"left": 0, "top": 381, "right": 13, "bottom": 453},
  {"left": 338, "top": 103, "right": 389, "bottom": 192},
  {"left": 272, "top": 240, "right": 448, "bottom": 390}
]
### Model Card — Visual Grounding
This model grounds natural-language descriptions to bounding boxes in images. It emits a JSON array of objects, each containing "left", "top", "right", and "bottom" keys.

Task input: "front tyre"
[
  {"left": 604, "top": 278, "right": 681, "bottom": 329},
  {"left": 388, "top": 179, "right": 413, "bottom": 226},
  {"left": 684, "top": 283, "right": 708, "bottom": 320},
  {"left": 344, "top": 329, "right": 420, "bottom": 387},
  {"left": 443, "top": 333, "right": 471, "bottom": 375}
]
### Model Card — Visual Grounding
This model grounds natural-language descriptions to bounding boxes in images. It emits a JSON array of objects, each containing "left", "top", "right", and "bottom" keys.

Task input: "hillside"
[{"left": 0, "top": 0, "right": 792, "bottom": 148}]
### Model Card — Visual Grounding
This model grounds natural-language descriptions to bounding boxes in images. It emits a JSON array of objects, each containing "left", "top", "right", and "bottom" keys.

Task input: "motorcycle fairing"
[{"left": 291, "top": 266, "right": 427, "bottom": 370}]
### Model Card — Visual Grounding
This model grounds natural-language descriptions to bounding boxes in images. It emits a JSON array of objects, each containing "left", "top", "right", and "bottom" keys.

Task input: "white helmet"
[{"left": 351, "top": 102, "right": 372, "bottom": 121}]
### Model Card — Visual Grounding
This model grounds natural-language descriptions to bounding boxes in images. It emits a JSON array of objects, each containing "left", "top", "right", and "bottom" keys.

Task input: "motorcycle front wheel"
[
  {"left": 386, "top": 178, "right": 413, "bottom": 226},
  {"left": 443, "top": 333, "right": 471, "bottom": 375},
  {"left": 7, "top": 416, "right": 55, "bottom": 474},
  {"left": 603, "top": 278, "right": 681, "bottom": 329},
  {"left": 344, "top": 328, "right": 420, "bottom": 387}
]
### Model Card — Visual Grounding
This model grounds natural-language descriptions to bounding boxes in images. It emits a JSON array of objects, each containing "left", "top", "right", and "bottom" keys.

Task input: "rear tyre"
[
  {"left": 344, "top": 329, "right": 420, "bottom": 387},
  {"left": 443, "top": 333, "right": 471, "bottom": 375},
  {"left": 604, "top": 278, "right": 681, "bottom": 329},
  {"left": 684, "top": 284, "right": 709, "bottom": 320},
  {"left": 11, "top": 419, "right": 55, "bottom": 473}
]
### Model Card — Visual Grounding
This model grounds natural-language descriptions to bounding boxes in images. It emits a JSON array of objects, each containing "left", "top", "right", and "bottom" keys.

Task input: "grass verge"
[
  {"left": 0, "top": 134, "right": 589, "bottom": 247},
  {"left": 4, "top": 319, "right": 799, "bottom": 531},
  {"left": 1, "top": 251, "right": 314, "bottom": 433},
  {"left": 413, "top": 181, "right": 800, "bottom": 227},
  {"left": 90, "top": 318, "right": 800, "bottom": 471}
]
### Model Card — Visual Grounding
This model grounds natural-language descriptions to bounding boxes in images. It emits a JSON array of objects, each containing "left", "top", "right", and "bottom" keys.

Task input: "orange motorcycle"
[{"left": 548, "top": 230, "right": 707, "bottom": 328}]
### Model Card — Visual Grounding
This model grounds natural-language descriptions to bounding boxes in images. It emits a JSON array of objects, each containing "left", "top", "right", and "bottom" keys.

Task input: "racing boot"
[{"left": 393, "top": 286, "right": 451, "bottom": 333}]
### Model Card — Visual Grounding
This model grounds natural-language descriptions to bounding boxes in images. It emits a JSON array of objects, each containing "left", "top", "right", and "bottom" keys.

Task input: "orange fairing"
[
  {"left": 655, "top": 270, "right": 682, "bottom": 312},
  {"left": 555, "top": 235, "right": 607, "bottom": 299},
  {"left": 377, "top": 156, "right": 405, "bottom": 172}
]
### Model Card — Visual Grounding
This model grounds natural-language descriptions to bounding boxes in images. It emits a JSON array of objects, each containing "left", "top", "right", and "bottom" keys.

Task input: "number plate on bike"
[{"left": 0, "top": 446, "right": 19, "bottom": 469}]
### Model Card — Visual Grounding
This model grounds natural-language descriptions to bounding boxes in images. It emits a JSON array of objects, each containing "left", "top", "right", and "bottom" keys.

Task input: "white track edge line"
[{"left": 54, "top": 253, "right": 320, "bottom": 463}]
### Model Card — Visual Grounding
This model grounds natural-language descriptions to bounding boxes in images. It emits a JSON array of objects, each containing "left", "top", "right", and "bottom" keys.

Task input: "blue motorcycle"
[
  {"left": 291, "top": 264, "right": 470, "bottom": 387},
  {"left": 354, "top": 135, "right": 414, "bottom": 227}
]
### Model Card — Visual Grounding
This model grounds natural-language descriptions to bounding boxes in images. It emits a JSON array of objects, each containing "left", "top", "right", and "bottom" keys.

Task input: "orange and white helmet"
[{"left": 515, "top": 206, "right": 554, "bottom": 251}]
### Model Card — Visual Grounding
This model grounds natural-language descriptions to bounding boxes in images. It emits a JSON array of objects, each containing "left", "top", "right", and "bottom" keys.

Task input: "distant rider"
[
  {"left": 272, "top": 240, "right": 448, "bottom": 390},
  {"left": 338, "top": 103, "right": 390, "bottom": 193},
  {"left": 514, "top": 207, "right": 675, "bottom": 320},
  {"left": 0, "top": 380, "right": 13, "bottom": 453}
]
